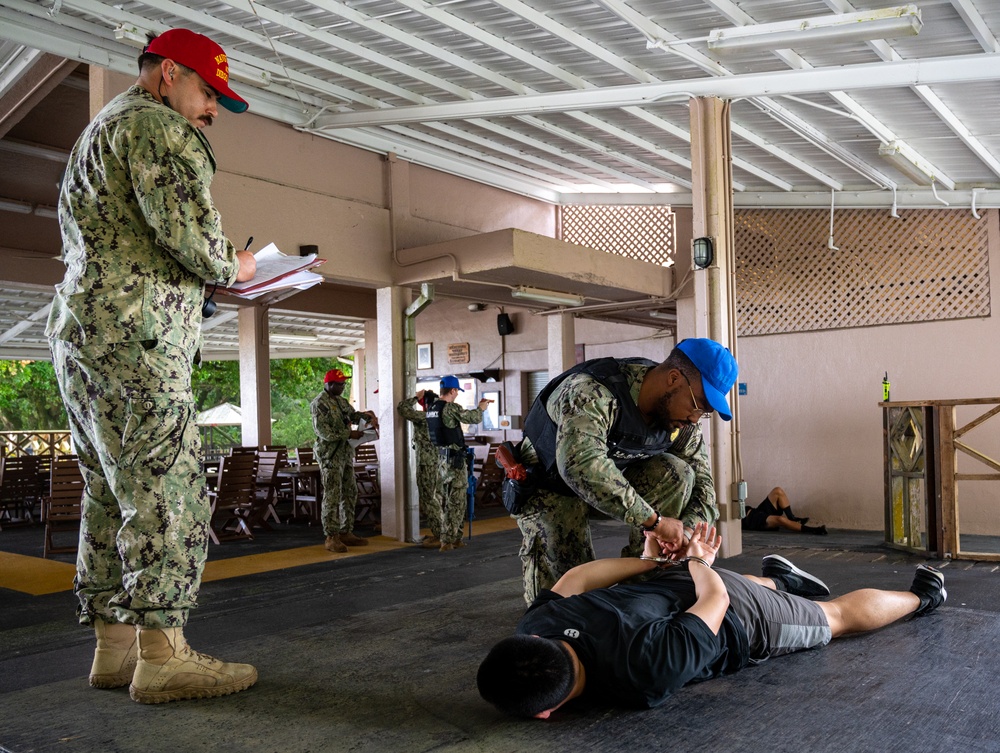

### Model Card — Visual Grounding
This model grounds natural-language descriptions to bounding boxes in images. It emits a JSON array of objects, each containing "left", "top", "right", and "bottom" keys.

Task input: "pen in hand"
[{"left": 244, "top": 236, "right": 254, "bottom": 251}]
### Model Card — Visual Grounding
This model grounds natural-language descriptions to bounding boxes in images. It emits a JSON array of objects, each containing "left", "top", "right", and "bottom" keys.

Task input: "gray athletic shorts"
[{"left": 717, "top": 569, "right": 832, "bottom": 663}]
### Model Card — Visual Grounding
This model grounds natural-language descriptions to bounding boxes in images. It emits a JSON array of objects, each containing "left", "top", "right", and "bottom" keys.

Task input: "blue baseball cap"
[
  {"left": 440, "top": 375, "right": 464, "bottom": 392},
  {"left": 675, "top": 338, "right": 738, "bottom": 421}
]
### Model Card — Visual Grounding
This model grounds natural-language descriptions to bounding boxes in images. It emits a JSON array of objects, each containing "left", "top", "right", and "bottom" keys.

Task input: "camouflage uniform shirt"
[
  {"left": 519, "top": 362, "right": 717, "bottom": 529},
  {"left": 46, "top": 85, "right": 240, "bottom": 350},
  {"left": 312, "top": 390, "right": 365, "bottom": 458}
]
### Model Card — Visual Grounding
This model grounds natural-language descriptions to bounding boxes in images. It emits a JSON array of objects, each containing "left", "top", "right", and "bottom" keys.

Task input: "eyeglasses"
[{"left": 681, "top": 373, "right": 713, "bottom": 421}]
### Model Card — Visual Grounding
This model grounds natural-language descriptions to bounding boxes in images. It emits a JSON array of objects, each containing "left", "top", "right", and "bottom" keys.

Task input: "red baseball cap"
[
  {"left": 145, "top": 29, "right": 249, "bottom": 113},
  {"left": 324, "top": 369, "right": 348, "bottom": 384}
]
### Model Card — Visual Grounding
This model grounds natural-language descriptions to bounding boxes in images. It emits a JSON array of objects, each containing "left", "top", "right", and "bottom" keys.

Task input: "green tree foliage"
[
  {"left": 191, "top": 356, "right": 353, "bottom": 449},
  {"left": 0, "top": 357, "right": 353, "bottom": 451},
  {"left": 0, "top": 360, "right": 67, "bottom": 430}
]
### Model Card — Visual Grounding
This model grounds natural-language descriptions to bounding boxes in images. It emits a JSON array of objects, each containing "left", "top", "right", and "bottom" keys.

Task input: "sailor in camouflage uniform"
[
  {"left": 46, "top": 29, "right": 258, "bottom": 703},
  {"left": 514, "top": 339, "right": 738, "bottom": 603},
  {"left": 312, "top": 368, "right": 379, "bottom": 553},
  {"left": 397, "top": 390, "right": 444, "bottom": 548},
  {"left": 426, "top": 376, "right": 492, "bottom": 551}
]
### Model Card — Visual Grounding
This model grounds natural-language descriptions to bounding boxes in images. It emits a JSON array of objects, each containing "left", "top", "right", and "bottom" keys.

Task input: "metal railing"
[{"left": 1, "top": 431, "right": 73, "bottom": 458}]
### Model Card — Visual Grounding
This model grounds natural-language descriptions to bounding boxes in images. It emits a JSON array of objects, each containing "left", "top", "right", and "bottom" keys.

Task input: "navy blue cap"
[
  {"left": 676, "top": 338, "right": 738, "bottom": 421},
  {"left": 440, "top": 375, "right": 464, "bottom": 392}
]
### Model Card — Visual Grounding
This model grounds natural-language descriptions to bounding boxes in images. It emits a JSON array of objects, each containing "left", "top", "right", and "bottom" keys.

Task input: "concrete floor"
[{"left": 2, "top": 518, "right": 999, "bottom": 753}]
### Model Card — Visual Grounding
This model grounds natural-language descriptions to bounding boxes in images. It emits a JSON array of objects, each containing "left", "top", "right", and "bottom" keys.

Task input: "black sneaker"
[
  {"left": 761, "top": 555, "right": 831, "bottom": 599},
  {"left": 910, "top": 565, "right": 947, "bottom": 616}
]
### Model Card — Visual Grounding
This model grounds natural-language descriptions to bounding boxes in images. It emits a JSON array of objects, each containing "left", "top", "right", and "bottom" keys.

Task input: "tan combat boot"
[
  {"left": 129, "top": 627, "right": 257, "bottom": 704},
  {"left": 339, "top": 532, "right": 368, "bottom": 547},
  {"left": 90, "top": 620, "right": 138, "bottom": 689},
  {"left": 324, "top": 534, "right": 348, "bottom": 553}
]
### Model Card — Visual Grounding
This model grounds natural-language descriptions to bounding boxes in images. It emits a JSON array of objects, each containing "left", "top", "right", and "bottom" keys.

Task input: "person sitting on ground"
[
  {"left": 477, "top": 523, "right": 945, "bottom": 717},
  {"left": 742, "top": 486, "right": 827, "bottom": 535}
]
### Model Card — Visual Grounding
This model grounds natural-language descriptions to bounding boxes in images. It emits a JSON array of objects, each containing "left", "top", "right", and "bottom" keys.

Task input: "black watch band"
[{"left": 641, "top": 512, "right": 661, "bottom": 533}]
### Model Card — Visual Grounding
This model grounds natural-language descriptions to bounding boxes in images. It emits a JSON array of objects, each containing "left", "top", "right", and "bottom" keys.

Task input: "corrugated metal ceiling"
[{"left": 1, "top": 0, "right": 999, "bottom": 209}]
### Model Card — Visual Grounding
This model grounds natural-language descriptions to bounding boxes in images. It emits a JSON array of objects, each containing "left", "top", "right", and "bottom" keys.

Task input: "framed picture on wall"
[{"left": 417, "top": 343, "right": 433, "bottom": 370}]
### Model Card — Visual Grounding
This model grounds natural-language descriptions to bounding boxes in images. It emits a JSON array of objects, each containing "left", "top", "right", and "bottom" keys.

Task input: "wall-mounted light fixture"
[
  {"left": 707, "top": 5, "right": 921, "bottom": 52},
  {"left": 692, "top": 237, "right": 714, "bottom": 269},
  {"left": 511, "top": 286, "right": 585, "bottom": 307}
]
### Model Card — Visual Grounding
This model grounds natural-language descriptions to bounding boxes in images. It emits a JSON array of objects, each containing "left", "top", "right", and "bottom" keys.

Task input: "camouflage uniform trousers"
[
  {"left": 318, "top": 444, "right": 358, "bottom": 536},
  {"left": 50, "top": 338, "right": 207, "bottom": 628},
  {"left": 415, "top": 440, "right": 443, "bottom": 539},
  {"left": 437, "top": 452, "right": 469, "bottom": 545},
  {"left": 516, "top": 453, "right": 697, "bottom": 604}
]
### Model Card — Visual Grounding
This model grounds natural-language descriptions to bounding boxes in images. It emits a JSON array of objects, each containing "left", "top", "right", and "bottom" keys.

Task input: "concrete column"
[
  {"left": 547, "top": 311, "right": 576, "bottom": 377},
  {"left": 237, "top": 304, "right": 271, "bottom": 448},
  {"left": 376, "top": 285, "right": 416, "bottom": 542},
  {"left": 689, "top": 96, "right": 742, "bottom": 557}
]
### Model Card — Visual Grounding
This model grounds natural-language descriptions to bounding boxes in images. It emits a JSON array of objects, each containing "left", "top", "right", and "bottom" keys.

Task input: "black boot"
[{"left": 802, "top": 524, "right": 827, "bottom": 535}]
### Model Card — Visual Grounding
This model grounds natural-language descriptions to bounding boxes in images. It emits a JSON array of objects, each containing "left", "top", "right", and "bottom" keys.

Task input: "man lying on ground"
[{"left": 477, "top": 523, "right": 946, "bottom": 717}]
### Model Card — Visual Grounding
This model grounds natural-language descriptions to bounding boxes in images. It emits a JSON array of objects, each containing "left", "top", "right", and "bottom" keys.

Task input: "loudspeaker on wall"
[{"left": 497, "top": 313, "right": 515, "bottom": 335}]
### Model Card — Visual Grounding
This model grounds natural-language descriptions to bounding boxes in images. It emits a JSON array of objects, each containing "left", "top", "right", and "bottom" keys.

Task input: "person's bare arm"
[
  {"left": 551, "top": 556, "right": 659, "bottom": 597},
  {"left": 682, "top": 523, "right": 728, "bottom": 635}
]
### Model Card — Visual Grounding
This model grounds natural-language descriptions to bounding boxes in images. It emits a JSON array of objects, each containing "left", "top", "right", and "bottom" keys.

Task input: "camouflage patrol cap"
[{"left": 145, "top": 28, "right": 249, "bottom": 113}]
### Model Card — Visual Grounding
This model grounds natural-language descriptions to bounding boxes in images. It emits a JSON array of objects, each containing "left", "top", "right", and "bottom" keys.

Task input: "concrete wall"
[
  {"left": 736, "top": 209, "right": 1000, "bottom": 534},
  {"left": 402, "top": 298, "right": 670, "bottom": 444},
  {"left": 97, "top": 71, "right": 556, "bottom": 291}
]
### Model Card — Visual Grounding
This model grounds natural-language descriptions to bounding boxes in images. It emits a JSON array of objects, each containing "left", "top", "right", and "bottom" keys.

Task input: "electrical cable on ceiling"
[{"left": 246, "top": 0, "right": 307, "bottom": 112}]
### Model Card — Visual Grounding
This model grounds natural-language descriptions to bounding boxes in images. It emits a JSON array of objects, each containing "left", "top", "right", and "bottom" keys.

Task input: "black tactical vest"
[
  {"left": 523, "top": 358, "right": 674, "bottom": 480},
  {"left": 426, "top": 399, "right": 465, "bottom": 447}
]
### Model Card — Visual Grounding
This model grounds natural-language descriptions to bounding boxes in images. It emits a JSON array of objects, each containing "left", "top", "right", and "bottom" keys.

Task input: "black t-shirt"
[{"left": 516, "top": 568, "right": 750, "bottom": 708}]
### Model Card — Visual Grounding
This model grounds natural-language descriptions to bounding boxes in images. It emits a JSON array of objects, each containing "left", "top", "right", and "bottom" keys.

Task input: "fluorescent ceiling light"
[
  {"left": 878, "top": 141, "right": 935, "bottom": 185},
  {"left": 274, "top": 332, "right": 318, "bottom": 343},
  {"left": 649, "top": 311, "right": 676, "bottom": 321},
  {"left": 114, "top": 23, "right": 150, "bottom": 47},
  {"left": 0, "top": 198, "right": 33, "bottom": 214},
  {"left": 708, "top": 5, "right": 922, "bottom": 52},
  {"left": 511, "top": 286, "right": 585, "bottom": 307}
]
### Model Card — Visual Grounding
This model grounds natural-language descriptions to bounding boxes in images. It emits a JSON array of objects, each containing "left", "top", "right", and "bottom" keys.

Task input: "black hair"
[
  {"left": 662, "top": 347, "right": 701, "bottom": 385},
  {"left": 137, "top": 32, "right": 162, "bottom": 73},
  {"left": 476, "top": 635, "right": 574, "bottom": 718}
]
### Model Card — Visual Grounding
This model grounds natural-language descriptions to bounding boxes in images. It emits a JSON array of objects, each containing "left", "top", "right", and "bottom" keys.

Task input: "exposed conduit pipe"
[{"left": 828, "top": 189, "right": 840, "bottom": 251}]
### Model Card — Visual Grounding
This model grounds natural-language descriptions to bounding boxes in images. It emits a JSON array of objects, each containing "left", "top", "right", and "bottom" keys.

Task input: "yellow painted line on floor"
[
  {"left": 201, "top": 535, "right": 411, "bottom": 581},
  {"left": 0, "top": 514, "right": 520, "bottom": 594},
  {"left": 0, "top": 551, "right": 76, "bottom": 596}
]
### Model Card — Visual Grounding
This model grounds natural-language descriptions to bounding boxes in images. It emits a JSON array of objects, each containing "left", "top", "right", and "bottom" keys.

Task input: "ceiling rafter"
[
  {"left": 296, "top": 0, "right": 693, "bottom": 190},
  {"left": 700, "top": 0, "right": 951, "bottom": 188},
  {"left": 596, "top": 0, "right": 857, "bottom": 189},
  {"left": 820, "top": 0, "right": 1000, "bottom": 182}
]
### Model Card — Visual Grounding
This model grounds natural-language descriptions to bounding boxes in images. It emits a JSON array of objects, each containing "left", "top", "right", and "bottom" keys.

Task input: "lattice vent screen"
[
  {"left": 561, "top": 205, "right": 675, "bottom": 266},
  {"left": 736, "top": 208, "right": 990, "bottom": 336}
]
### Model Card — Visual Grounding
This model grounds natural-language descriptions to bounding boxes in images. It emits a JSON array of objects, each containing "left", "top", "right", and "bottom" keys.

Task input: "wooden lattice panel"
[
  {"left": 736, "top": 208, "right": 991, "bottom": 336},
  {"left": 561, "top": 205, "right": 675, "bottom": 266}
]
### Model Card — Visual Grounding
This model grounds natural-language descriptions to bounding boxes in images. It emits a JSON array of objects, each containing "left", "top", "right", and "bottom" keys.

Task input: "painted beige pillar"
[
  {"left": 376, "top": 285, "right": 416, "bottom": 541},
  {"left": 547, "top": 311, "right": 576, "bottom": 377},
  {"left": 237, "top": 304, "right": 272, "bottom": 447},
  {"left": 689, "top": 96, "right": 742, "bottom": 557}
]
